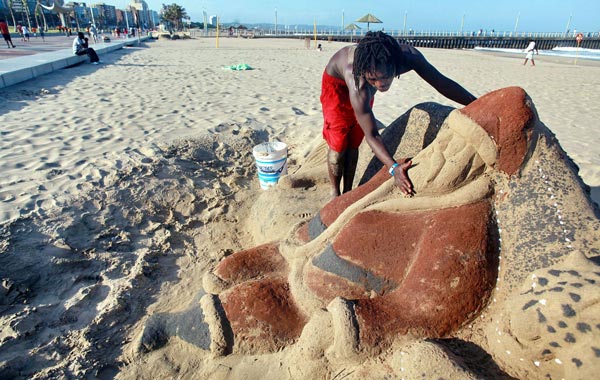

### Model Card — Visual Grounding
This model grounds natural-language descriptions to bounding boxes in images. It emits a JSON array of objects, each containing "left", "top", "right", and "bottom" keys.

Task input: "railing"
[{"left": 188, "top": 29, "right": 600, "bottom": 50}]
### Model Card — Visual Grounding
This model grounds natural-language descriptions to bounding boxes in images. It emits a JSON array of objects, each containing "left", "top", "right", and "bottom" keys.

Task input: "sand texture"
[{"left": 0, "top": 37, "right": 599, "bottom": 379}]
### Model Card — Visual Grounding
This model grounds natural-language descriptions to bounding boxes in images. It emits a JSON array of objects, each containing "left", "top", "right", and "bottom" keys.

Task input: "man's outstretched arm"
[{"left": 409, "top": 53, "right": 477, "bottom": 106}]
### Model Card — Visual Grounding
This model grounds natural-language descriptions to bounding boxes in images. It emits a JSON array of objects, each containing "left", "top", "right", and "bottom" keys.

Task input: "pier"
[
  {"left": 368, "top": 35, "right": 599, "bottom": 50},
  {"left": 191, "top": 28, "right": 600, "bottom": 50},
  {"left": 304, "top": 34, "right": 600, "bottom": 50}
]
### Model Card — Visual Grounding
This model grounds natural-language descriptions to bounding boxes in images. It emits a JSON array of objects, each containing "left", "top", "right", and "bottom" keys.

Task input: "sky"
[{"left": 123, "top": 0, "right": 598, "bottom": 33}]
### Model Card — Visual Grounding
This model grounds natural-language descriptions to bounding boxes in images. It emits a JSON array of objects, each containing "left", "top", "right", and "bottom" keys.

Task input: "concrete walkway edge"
[{"left": 0, "top": 36, "right": 150, "bottom": 89}]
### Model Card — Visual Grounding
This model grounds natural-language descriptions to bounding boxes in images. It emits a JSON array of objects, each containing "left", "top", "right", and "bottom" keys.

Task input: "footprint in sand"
[
  {"left": 1, "top": 192, "right": 16, "bottom": 202},
  {"left": 291, "top": 107, "right": 307, "bottom": 116}
]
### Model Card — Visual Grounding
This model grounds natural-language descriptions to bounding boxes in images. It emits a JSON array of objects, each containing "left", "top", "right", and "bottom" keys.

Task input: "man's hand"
[{"left": 393, "top": 159, "right": 414, "bottom": 196}]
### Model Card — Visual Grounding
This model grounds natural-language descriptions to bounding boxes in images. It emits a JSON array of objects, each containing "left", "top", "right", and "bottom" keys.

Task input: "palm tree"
[{"left": 160, "top": 3, "right": 187, "bottom": 31}]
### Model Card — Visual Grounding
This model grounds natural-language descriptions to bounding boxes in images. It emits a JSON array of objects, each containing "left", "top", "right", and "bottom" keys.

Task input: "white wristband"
[{"left": 389, "top": 162, "right": 399, "bottom": 176}]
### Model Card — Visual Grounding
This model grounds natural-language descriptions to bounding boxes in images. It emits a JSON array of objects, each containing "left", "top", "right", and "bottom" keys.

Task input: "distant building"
[
  {"left": 4, "top": 1, "right": 24, "bottom": 13},
  {"left": 89, "top": 7, "right": 100, "bottom": 25},
  {"left": 130, "top": 0, "right": 155, "bottom": 29},
  {"left": 1, "top": 0, "right": 39, "bottom": 26},
  {"left": 64, "top": 2, "right": 89, "bottom": 27},
  {"left": 149, "top": 11, "right": 159, "bottom": 28},
  {"left": 116, "top": 9, "right": 129, "bottom": 28},
  {"left": 0, "top": 1, "right": 63, "bottom": 29},
  {"left": 3, "top": 0, "right": 30, "bottom": 13},
  {"left": 91, "top": 3, "right": 117, "bottom": 28},
  {"left": 209, "top": 15, "right": 217, "bottom": 26},
  {"left": 0, "top": 0, "right": 157, "bottom": 30}
]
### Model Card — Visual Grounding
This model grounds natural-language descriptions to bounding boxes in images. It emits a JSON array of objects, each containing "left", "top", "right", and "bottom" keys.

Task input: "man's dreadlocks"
[{"left": 352, "top": 31, "right": 403, "bottom": 90}]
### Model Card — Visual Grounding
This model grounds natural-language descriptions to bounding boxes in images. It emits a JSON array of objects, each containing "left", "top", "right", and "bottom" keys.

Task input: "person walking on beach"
[
  {"left": 73, "top": 32, "right": 100, "bottom": 64},
  {"left": 321, "top": 31, "right": 476, "bottom": 198},
  {"left": 89, "top": 24, "right": 98, "bottom": 44},
  {"left": 0, "top": 19, "right": 16, "bottom": 48},
  {"left": 523, "top": 40, "right": 538, "bottom": 66},
  {"left": 21, "top": 25, "right": 30, "bottom": 42}
]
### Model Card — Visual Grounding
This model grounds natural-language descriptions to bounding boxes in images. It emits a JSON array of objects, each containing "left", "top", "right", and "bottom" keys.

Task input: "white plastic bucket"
[{"left": 252, "top": 142, "right": 288, "bottom": 190}]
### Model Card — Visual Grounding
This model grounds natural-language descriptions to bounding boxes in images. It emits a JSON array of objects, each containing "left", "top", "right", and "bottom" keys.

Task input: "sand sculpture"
[{"left": 139, "top": 87, "right": 600, "bottom": 380}]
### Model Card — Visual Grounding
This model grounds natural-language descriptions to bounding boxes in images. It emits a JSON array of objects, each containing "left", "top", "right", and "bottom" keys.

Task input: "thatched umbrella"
[
  {"left": 345, "top": 23, "right": 361, "bottom": 42},
  {"left": 355, "top": 13, "right": 382, "bottom": 31}
]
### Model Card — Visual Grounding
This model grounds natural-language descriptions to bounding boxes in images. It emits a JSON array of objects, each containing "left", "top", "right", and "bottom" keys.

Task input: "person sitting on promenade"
[
  {"left": 321, "top": 31, "right": 476, "bottom": 198},
  {"left": 73, "top": 32, "right": 100, "bottom": 64},
  {"left": 0, "top": 19, "right": 16, "bottom": 48}
]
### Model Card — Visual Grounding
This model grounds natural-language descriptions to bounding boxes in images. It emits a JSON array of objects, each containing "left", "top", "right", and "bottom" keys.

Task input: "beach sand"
[{"left": 0, "top": 37, "right": 599, "bottom": 379}]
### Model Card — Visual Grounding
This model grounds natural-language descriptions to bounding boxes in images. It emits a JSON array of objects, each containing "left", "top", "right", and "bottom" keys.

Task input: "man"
[
  {"left": 523, "top": 40, "right": 538, "bottom": 66},
  {"left": 0, "top": 19, "right": 15, "bottom": 48},
  {"left": 73, "top": 31, "right": 100, "bottom": 64},
  {"left": 89, "top": 24, "right": 98, "bottom": 44},
  {"left": 321, "top": 31, "right": 476, "bottom": 198},
  {"left": 21, "top": 25, "right": 30, "bottom": 42}
]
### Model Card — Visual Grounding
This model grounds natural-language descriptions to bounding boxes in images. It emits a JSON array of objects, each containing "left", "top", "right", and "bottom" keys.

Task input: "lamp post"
[
  {"left": 216, "top": 16, "right": 219, "bottom": 47},
  {"left": 124, "top": 8, "right": 130, "bottom": 34},
  {"left": 89, "top": 5, "right": 95, "bottom": 26},
  {"left": 313, "top": 17, "right": 316, "bottom": 47},
  {"left": 275, "top": 8, "right": 277, "bottom": 36},
  {"left": 564, "top": 14, "right": 572, "bottom": 37}
]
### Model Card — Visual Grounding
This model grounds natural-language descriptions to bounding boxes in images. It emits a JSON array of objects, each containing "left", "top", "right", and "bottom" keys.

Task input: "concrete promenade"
[{"left": 0, "top": 33, "right": 149, "bottom": 89}]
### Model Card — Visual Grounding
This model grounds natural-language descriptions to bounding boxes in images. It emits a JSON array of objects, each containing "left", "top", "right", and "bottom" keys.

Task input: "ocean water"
[{"left": 474, "top": 46, "right": 600, "bottom": 61}]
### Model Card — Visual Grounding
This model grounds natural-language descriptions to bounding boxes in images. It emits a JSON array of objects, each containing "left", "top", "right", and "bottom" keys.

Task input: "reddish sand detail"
[
  {"left": 295, "top": 222, "right": 311, "bottom": 243},
  {"left": 349, "top": 201, "right": 498, "bottom": 348},
  {"left": 212, "top": 244, "right": 304, "bottom": 353},
  {"left": 306, "top": 266, "right": 373, "bottom": 301},
  {"left": 459, "top": 86, "right": 534, "bottom": 175},
  {"left": 306, "top": 201, "right": 498, "bottom": 349},
  {"left": 214, "top": 243, "right": 287, "bottom": 285},
  {"left": 220, "top": 278, "right": 308, "bottom": 353}
]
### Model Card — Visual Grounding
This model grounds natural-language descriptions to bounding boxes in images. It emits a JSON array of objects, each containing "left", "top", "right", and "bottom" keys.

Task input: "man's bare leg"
[
  {"left": 342, "top": 148, "right": 359, "bottom": 194},
  {"left": 327, "top": 148, "right": 345, "bottom": 198}
]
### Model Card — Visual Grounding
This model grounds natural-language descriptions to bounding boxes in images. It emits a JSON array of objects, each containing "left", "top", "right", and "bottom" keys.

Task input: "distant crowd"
[{"left": 0, "top": 22, "right": 145, "bottom": 44}]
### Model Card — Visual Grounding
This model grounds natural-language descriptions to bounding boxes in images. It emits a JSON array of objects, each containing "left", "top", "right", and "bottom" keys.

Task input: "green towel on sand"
[{"left": 223, "top": 63, "right": 253, "bottom": 70}]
